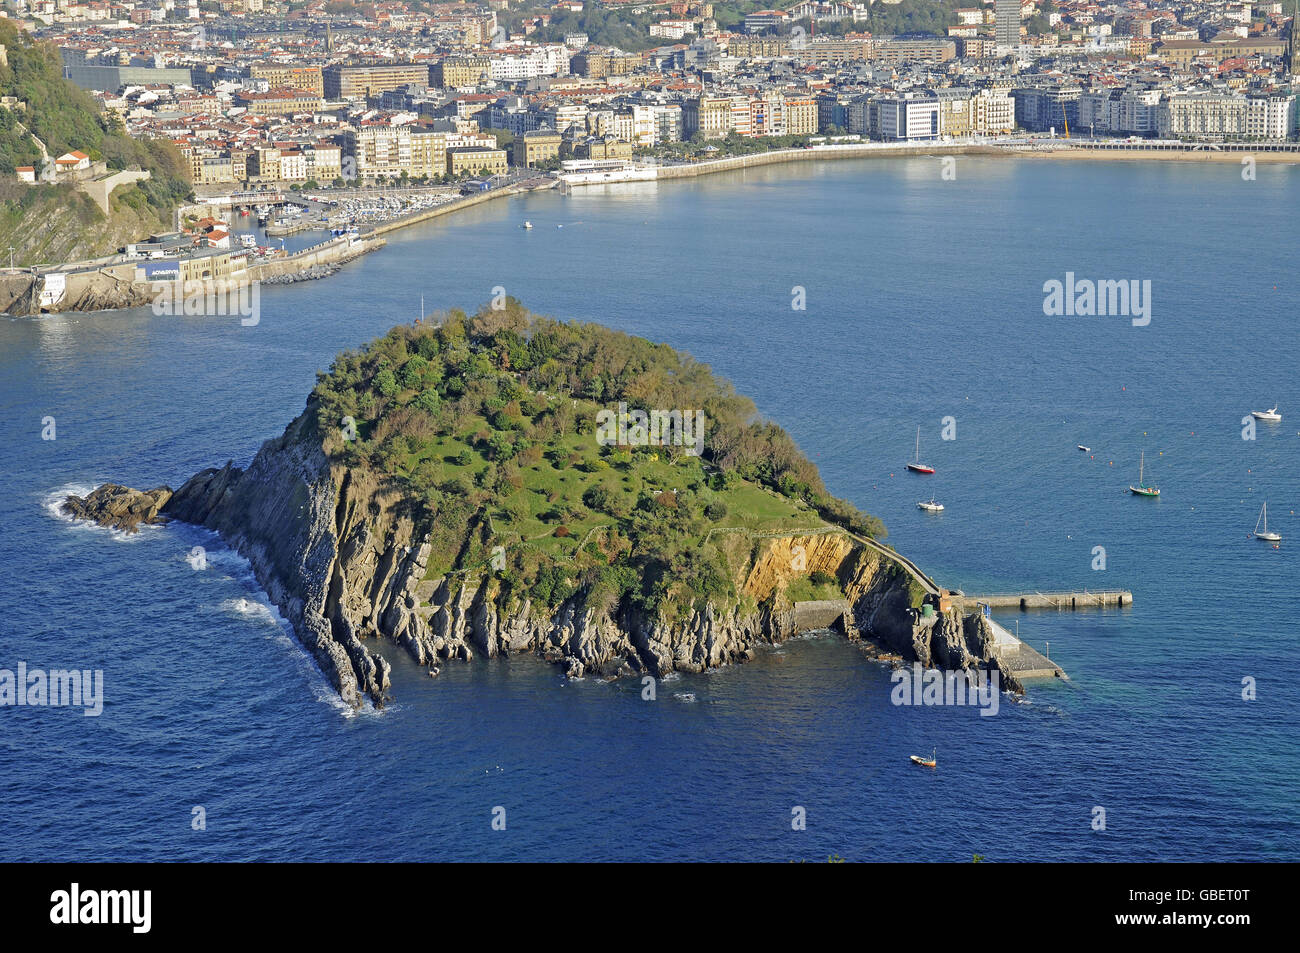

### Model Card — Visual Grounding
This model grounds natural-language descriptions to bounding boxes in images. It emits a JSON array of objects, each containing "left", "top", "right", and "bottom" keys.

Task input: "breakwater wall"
[
  {"left": 248, "top": 235, "right": 384, "bottom": 281},
  {"left": 366, "top": 180, "right": 555, "bottom": 238},
  {"left": 653, "top": 143, "right": 1003, "bottom": 181}
]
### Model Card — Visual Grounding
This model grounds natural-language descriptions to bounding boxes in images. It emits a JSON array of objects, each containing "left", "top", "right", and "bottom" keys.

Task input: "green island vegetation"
[
  {"left": 0, "top": 18, "right": 192, "bottom": 263},
  {"left": 310, "top": 302, "right": 885, "bottom": 625}
]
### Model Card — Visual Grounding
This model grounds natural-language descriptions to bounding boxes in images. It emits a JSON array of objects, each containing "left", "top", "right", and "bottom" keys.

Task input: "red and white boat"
[{"left": 906, "top": 426, "right": 935, "bottom": 474}]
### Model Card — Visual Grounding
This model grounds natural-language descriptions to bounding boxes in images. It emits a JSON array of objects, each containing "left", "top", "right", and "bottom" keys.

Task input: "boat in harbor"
[
  {"left": 1251, "top": 406, "right": 1281, "bottom": 422},
  {"left": 1129, "top": 451, "right": 1160, "bottom": 497},
  {"left": 1252, "top": 502, "right": 1281, "bottom": 542},
  {"left": 1078, "top": 444, "right": 1090, "bottom": 452},
  {"left": 917, "top": 499, "right": 944, "bottom": 512},
  {"left": 239, "top": 234, "right": 257, "bottom": 249},
  {"left": 906, "top": 426, "right": 935, "bottom": 474},
  {"left": 910, "top": 748, "right": 937, "bottom": 768},
  {"left": 522, "top": 221, "right": 533, "bottom": 229}
]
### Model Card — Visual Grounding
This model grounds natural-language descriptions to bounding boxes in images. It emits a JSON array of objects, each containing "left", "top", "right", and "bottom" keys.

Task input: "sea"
[{"left": 2, "top": 156, "right": 1297, "bottom": 861}]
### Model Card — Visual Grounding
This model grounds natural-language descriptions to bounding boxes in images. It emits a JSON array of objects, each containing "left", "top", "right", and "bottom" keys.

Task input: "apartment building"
[
  {"left": 727, "top": 35, "right": 789, "bottom": 58},
  {"left": 683, "top": 95, "right": 734, "bottom": 139},
  {"left": 342, "top": 123, "right": 413, "bottom": 180},
  {"left": 487, "top": 46, "right": 570, "bottom": 82},
  {"left": 791, "top": 36, "right": 873, "bottom": 65},
  {"left": 612, "top": 105, "right": 657, "bottom": 146},
  {"left": 248, "top": 64, "right": 324, "bottom": 97},
  {"left": 1077, "top": 87, "right": 1162, "bottom": 136},
  {"left": 872, "top": 37, "right": 956, "bottom": 64},
  {"left": 323, "top": 64, "right": 431, "bottom": 100},
  {"left": 304, "top": 143, "right": 342, "bottom": 183},
  {"left": 1012, "top": 85, "right": 1081, "bottom": 132},
  {"left": 1157, "top": 91, "right": 1294, "bottom": 139},
  {"left": 785, "top": 97, "right": 819, "bottom": 135},
  {"left": 409, "top": 126, "right": 449, "bottom": 179},
  {"left": 539, "top": 102, "right": 590, "bottom": 133},
  {"left": 434, "top": 56, "right": 491, "bottom": 88},
  {"left": 234, "top": 88, "right": 324, "bottom": 117},
  {"left": 570, "top": 49, "right": 640, "bottom": 79},
  {"left": 653, "top": 103, "right": 683, "bottom": 143}
]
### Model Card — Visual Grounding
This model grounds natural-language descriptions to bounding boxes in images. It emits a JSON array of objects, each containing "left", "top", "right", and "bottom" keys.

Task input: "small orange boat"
[{"left": 909, "top": 747, "right": 937, "bottom": 768}]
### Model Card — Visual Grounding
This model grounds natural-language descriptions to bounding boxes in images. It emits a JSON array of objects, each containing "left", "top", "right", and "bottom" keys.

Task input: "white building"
[
  {"left": 1157, "top": 92, "right": 1294, "bottom": 140},
  {"left": 487, "top": 46, "right": 571, "bottom": 81},
  {"left": 877, "top": 96, "right": 940, "bottom": 140}
]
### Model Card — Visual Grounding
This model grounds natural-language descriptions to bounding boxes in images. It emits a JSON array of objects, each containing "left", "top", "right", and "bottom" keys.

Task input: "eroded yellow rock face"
[{"left": 741, "top": 533, "right": 858, "bottom": 602}]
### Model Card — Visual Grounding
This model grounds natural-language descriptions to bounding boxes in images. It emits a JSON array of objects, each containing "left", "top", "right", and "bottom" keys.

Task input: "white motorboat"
[
  {"left": 1251, "top": 406, "right": 1281, "bottom": 422},
  {"left": 917, "top": 499, "right": 944, "bottom": 513}
]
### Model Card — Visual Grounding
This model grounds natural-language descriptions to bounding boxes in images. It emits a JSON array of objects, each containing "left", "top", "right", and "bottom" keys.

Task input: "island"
[{"left": 63, "top": 302, "right": 1021, "bottom": 707}]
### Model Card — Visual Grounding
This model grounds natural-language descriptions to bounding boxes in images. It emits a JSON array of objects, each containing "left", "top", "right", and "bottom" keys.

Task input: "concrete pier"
[
  {"left": 958, "top": 590, "right": 1132, "bottom": 611},
  {"left": 986, "top": 618, "right": 1067, "bottom": 679}
]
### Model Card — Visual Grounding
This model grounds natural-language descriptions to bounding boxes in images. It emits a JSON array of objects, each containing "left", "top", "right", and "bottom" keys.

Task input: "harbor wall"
[{"left": 653, "top": 143, "right": 1003, "bottom": 181}]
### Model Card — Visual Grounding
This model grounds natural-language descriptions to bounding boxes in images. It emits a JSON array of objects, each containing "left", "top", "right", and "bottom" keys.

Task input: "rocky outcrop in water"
[{"left": 63, "top": 484, "right": 172, "bottom": 533}]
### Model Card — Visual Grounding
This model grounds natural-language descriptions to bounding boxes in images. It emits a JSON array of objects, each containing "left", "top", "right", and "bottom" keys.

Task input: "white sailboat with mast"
[{"left": 1252, "top": 502, "right": 1281, "bottom": 542}]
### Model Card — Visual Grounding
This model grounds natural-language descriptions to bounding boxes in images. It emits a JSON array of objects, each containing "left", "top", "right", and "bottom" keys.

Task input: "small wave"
[
  {"left": 673, "top": 692, "right": 697, "bottom": 703},
  {"left": 200, "top": 539, "right": 372, "bottom": 720},
  {"left": 659, "top": 672, "right": 682, "bottom": 683},
  {"left": 42, "top": 483, "right": 94, "bottom": 523},
  {"left": 219, "top": 597, "right": 278, "bottom": 623}
]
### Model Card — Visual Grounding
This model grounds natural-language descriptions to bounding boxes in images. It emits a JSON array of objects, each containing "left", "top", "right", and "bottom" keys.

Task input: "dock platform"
[
  {"left": 986, "top": 618, "right": 1067, "bottom": 680},
  {"left": 957, "top": 590, "right": 1132, "bottom": 611}
]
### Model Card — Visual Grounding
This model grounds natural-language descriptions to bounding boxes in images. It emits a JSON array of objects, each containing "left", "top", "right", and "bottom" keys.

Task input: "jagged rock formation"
[
  {"left": 63, "top": 484, "right": 172, "bottom": 533},
  {"left": 62, "top": 410, "right": 1015, "bottom": 707}
]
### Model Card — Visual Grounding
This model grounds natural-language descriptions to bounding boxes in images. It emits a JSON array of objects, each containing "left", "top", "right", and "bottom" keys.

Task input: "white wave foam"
[
  {"left": 673, "top": 692, "right": 697, "bottom": 703},
  {"left": 219, "top": 596, "right": 278, "bottom": 623}
]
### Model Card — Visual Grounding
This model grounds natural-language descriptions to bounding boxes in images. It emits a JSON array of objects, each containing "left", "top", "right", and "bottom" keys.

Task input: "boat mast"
[
  {"left": 1139, "top": 451, "right": 1144, "bottom": 485},
  {"left": 915, "top": 426, "right": 921, "bottom": 463}
]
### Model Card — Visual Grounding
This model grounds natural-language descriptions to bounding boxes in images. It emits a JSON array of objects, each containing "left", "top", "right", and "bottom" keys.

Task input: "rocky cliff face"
[{"left": 63, "top": 410, "right": 1014, "bottom": 707}]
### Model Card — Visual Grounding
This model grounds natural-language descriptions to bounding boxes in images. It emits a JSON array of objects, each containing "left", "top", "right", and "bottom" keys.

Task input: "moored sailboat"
[
  {"left": 1129, "top": 451, "right": 1159, "bottom": 497},
  {"left": 1253, "top": 502, "right": 1281, "bottom": 542},
  {"left": 906, "top": 426, "right": 935, "bottom": 474}
]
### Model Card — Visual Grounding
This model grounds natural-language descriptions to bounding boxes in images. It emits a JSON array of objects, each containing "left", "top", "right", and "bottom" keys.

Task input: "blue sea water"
[{"left": 2, "top": 157, "right": 1297, "bottom": 861}]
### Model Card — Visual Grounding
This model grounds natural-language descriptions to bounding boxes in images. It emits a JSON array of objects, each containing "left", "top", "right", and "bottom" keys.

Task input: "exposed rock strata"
[{"left": 62, "top": 410, "right": 1013, "bottom": 706}]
